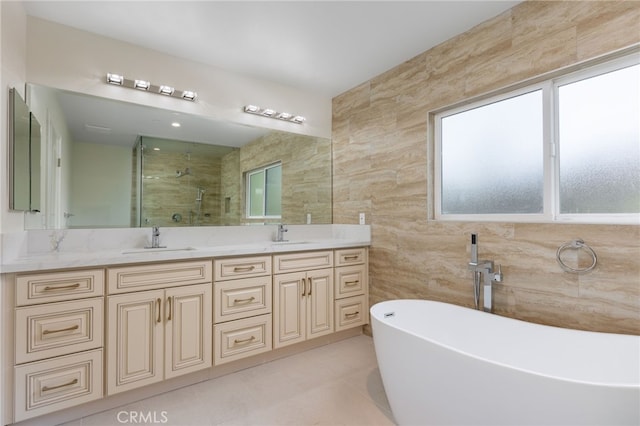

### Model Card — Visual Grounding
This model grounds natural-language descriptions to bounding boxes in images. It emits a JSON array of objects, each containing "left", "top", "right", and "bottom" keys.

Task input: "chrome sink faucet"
[
  {"left": 146, "top": 226, "right": 166, "bottom": 249},
  {"left": 468, "top": 234, "right": 503, "bottom": 312},
  {"left": 275, "top": 224, "right": 288, "bottom": 242}
]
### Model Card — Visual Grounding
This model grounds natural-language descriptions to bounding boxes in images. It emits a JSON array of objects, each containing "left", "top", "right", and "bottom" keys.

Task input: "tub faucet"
[
  {"left": 275, "top": 224, "right": 288, "bottom": 242},
  {"left": 468, "top": 234, "right": 503, "bottom": 312}
]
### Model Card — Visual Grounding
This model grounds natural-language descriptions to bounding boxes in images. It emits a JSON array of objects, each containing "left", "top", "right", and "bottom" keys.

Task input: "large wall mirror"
[
  {"left": 26, "top": 84, "right": 331, "bottom": 229},
  {"left": 9, "top": 88, "right": 41, "bottom": 212}
]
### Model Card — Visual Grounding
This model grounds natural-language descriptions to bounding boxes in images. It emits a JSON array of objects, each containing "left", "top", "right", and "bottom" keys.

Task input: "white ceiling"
[{"left": 23, "top": 0, "right": 521, "bottom": 98}]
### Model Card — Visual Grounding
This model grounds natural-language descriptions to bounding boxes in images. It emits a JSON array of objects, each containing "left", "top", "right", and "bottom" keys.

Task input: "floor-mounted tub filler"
[{"left": 371, "top": 299, "right": 640, "bottom": 426}]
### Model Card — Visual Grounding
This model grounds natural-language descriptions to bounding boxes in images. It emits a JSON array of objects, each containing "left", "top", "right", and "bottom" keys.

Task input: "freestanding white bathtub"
[{"left": 371, "top": 299, "right": 640, "bottom": 426}]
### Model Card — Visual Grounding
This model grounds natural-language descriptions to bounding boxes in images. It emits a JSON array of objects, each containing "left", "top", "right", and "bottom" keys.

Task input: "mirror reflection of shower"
[{"left": 135, "top": 137, "right": 227, "bottom": 227}]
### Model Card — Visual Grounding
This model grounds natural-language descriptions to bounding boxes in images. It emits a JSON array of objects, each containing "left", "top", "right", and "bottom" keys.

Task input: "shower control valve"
[{"left": 493, "top": 264, "right": 503, "bottom": 282}]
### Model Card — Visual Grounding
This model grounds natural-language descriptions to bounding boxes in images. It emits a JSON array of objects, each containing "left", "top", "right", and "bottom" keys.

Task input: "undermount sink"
[
  {"left": 121, "top": 247, "right": 197, "bottom": 255},
  {"left": 271, "top": 240, "right": 310, "bottom": 245}
]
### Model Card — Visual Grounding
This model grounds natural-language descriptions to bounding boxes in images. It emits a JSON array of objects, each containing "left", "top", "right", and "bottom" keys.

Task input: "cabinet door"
[
  {"left": 164, "top": 284, "right": 212, "bottom": 379},
  {"left": 273, "top": 272, "right": 306, "bottom": 349},
  {"left": 306, "top": 268, "right": 334, "bottom": 339},
  {"left": 107, "top": 290, "right": 164, "bottom": 395}
]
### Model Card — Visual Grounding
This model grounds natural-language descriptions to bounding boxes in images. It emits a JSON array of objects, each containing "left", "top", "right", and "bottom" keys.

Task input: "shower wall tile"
[
  {"left": 141, "top": 150, "right": 222, "bottom": 226},
  {"left": 333, "top": 1, "right": 640, "bottom": 335}
]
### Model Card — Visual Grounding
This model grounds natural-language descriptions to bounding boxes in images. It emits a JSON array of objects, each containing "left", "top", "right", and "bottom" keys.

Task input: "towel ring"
[{"left": 556, "top": 239, "right": 597, "bottom": 274}]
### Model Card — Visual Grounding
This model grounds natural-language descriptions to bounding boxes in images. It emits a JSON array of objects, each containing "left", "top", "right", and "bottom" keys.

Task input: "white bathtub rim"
[{"left": 370, "top": 299, "right": 640, "bottom": 389}]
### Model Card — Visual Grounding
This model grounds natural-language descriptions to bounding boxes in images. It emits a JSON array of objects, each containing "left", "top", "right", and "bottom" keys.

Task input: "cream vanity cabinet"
[
  {"left": 12, "top": 269, "right": 105, "bottom": 422},
  {"left": 273, "top": 251, "right": 334, "bottom": 348},
  {"left": 213, "top": 256, "right": 273, "bottom": 365},
  {"left": 334, "top": 248, "right": 369, "bottom": 331},
  {"left": 106, "top": 260, "right": 212, "bottom": 395}
]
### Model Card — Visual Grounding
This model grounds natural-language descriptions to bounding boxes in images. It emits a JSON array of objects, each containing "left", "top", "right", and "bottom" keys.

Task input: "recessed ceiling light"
[
  {"left": 153, "top": 147, "right": 160, "bottom": 151},
  {"left": 262, "top": 109, "right": 275, "bottom": 117},
  {"left": 171, "top": 122, "right": 181, "bottom": 128},
  {"left": 244, "top": 105, "right": 259, "bottom": 113},
  {"left": 292, "top": 116, "right": 306, "bottom": 124},
  {"left": 277, "top": 112, "right": 292, "bottom": 120}
]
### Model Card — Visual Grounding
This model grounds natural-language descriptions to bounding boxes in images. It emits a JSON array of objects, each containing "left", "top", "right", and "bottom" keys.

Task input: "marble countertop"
[{"left": 1, "top": 225, "right": 370, "bottom": 273}]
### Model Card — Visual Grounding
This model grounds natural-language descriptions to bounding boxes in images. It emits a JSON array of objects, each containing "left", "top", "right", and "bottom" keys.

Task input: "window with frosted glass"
[
  {"left": 557, "top": 64, "right": 640, "bottom": 214},
  {"left": 246, "top": 163, "right": 282, "bottom": 218},
  {"left": 440, "top": 90, "right": 544, "bottom": 214}
]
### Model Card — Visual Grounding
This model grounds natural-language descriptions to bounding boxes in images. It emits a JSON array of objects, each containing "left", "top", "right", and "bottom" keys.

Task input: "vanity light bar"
[
  {"left": 243, "top": 105, "right": 306, "bottom": 124},
  {"left": 106, "top": 73, "right": 197, "bottom": 102}
]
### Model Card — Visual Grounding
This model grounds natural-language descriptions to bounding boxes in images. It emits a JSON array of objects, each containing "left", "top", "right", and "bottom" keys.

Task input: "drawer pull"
[
  {"left": 308, "top": 277, "right": 312, "bottom": 296},
  {"left": 345, "top": 280, "right": 360, "bottom": 286},
  {"left": 301, "top": 278, "right": 306, "bottom": 297},
  {"left": 233, "top": 266, "right": 256, "bottom": 272},
  {"left": 156, "top": 298, "right": 162, "bottom": 323},
  {"left": 42, "top": 378, "right": 78, "bottom": 392},
  {"left": 167, "top": 296, "right": 172, "bottom": 321},
  {"left": 343, "top": 255, "right": 360, "bottom": 261},
  {"left": 345, "top": 311, "right": 360, "bottom": 318},
  {"left": 234, "top": 336, "right": 256, "bottom": 345},
  {"left": 43, "top": 283, "right": 81, "bottom": 291},
  {"left": 233, "top": 296, "right": 256, "bottom": 305},
  {"left": 42, "top": 324, "right": 80, "bottom": 335}
]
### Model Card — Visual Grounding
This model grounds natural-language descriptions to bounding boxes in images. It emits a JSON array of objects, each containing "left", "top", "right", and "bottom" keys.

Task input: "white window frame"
[
  {"left": 245, "top": 162, "right": 282, "bottom": 220},
  {"left": 434, "top": 53, "right": 639, "bottom": 225}
]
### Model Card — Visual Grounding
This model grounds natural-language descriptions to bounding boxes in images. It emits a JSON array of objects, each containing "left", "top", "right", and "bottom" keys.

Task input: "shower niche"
[{"left": 132, "top": 137, "right": 238, "bottom": 227}]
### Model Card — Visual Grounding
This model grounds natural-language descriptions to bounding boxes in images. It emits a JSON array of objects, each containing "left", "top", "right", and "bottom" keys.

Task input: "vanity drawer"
[
  {"left": 273, "top": 251, "right": 333, "bottom": 274},
  {"left": 14, "top": 349, "right": 103, "bottom": 422},
  {"left": 214, "top": 315, "right": 272, "bottom": 365},
  {"left": 15, "top": 298, "right": 103, "bottom": 364},
  {"left": 16, "top": 269, "right": 104, "bottom": 306},
  {"left": 335, "top": 247, "right": 367, "bottom": 267},
  {"left": 335, "top": 294, "right": 368, "bottom": 332},
  {"left": 108, "top": 260, "right": 212, "bottom": 293},
  {"left": 214, "top": 276, "right": 272, "bottom": 323},
  {"left": 335, "top": 264, "right": 367, "bottom": 299},
  {"left": 214, "top": 256, "right": 271, "bottom": 281}
]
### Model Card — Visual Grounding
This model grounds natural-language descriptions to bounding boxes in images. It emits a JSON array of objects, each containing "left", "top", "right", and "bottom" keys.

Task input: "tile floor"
[{"left": 64, "top": 335, "right": 396, "bottom": 426}]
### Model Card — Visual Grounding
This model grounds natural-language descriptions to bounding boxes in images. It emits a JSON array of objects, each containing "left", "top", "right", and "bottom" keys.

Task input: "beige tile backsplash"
[{"left": 332, "top": 1, "right": 640, "bottom": 335}]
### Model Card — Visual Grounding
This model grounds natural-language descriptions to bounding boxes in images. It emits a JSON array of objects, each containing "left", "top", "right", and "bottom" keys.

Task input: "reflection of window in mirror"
[{"left": 246, "top": 162, "right": 282, "bottom": 219}]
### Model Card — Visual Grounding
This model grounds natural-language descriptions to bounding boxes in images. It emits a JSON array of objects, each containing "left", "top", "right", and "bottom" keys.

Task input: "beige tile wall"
[
  {"left": 332, "top": 1, "right": 640, "bottom": 335},
  {"left": 141, "top": 149, "right": 223, "bottom": 227},
  {"left": 238, "top": 130, "right": 332, "bottom": 225}
]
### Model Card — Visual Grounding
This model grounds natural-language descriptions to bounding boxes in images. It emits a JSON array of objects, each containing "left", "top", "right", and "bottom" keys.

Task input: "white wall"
[
  {"left": 70, "top": 142, "right": 132, "bottom": 227},
  {"left": 25, "top": 83, "right": 74, "bottom": 229},
  {"left": 26, "top": 16, "right": 332, "bottom": 139},
  {"left": 0, "top": 1, "right": 28, "bottom": 423}
]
